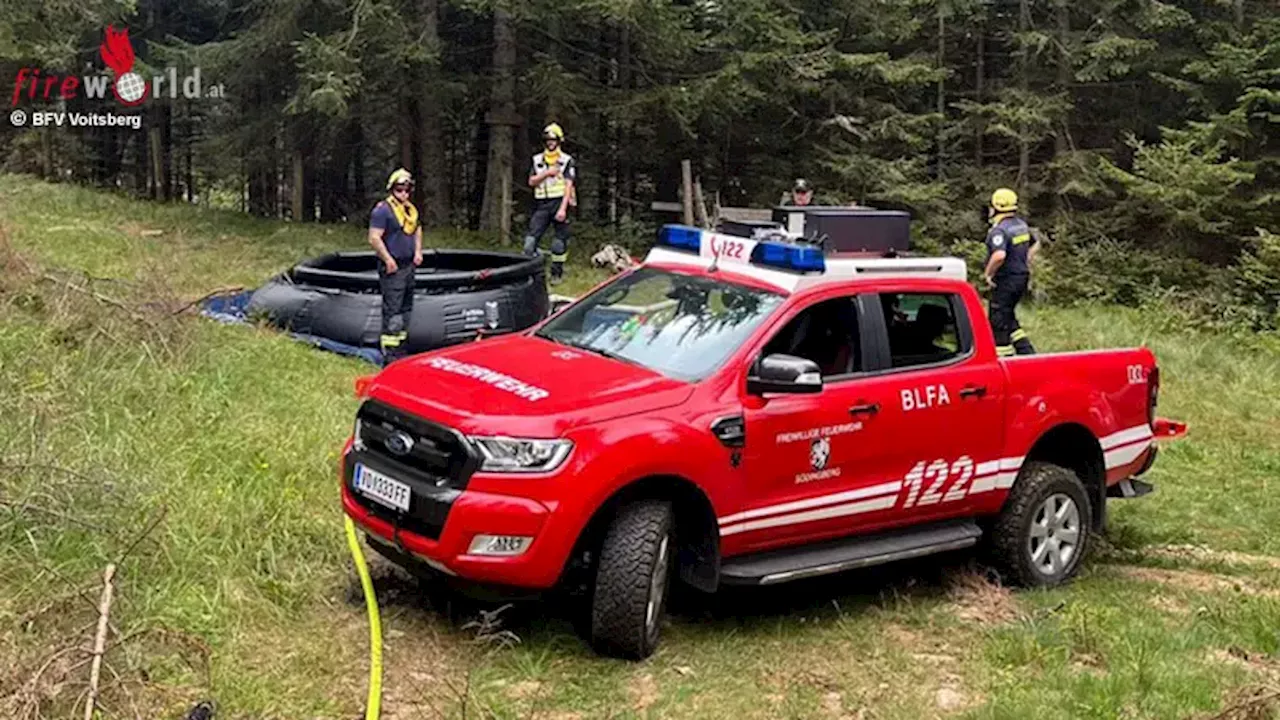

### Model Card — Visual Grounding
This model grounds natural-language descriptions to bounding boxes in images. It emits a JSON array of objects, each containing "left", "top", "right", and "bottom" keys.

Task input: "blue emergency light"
[
  {"left": 656, "top": 224, "right": 825, "bottom": 274},
  {"left": 657, "top": 224, "right": 703, "bottom": 251},
  {"left": 751, "top": 241, "right": 825, "bottom": 273}
]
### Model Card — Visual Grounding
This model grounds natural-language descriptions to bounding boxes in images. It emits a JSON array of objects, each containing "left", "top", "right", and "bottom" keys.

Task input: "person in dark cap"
[{"left": 783, "top": 178, "right": 814, "bottom": 206}]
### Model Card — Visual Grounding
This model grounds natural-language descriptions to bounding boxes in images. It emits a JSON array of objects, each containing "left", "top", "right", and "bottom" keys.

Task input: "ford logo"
[{"left": 384, "top": 431, "right": 415, "bottom": 456}]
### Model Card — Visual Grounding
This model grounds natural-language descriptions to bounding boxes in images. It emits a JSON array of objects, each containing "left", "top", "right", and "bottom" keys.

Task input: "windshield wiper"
[{"left": 566, "top": 340, "right": 645, "bottom": 368}]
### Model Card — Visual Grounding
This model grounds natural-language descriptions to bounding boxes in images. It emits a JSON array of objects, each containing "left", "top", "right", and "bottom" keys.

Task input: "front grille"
[
  {"left": 345, "top": 399, "right": 480, "bottom": 541},
  {"left": 355, "top": 399, "right": 479, "bottom": 489}
]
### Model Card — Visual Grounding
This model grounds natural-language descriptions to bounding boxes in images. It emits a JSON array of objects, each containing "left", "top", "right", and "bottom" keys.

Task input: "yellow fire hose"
[{"left": 344, "top": 515, "right": 383, "bottom": 720}]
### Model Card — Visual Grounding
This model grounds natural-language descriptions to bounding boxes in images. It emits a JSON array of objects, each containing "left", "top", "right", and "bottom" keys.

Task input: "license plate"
[{"left": 353, "top": 463, "right": 411, "bottom": 512}]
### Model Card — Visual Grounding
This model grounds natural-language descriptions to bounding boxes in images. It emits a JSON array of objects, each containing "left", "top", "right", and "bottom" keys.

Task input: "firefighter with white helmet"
[
  {"left": 524, "top": 122, "right": 577, "bottom": 285},
  {"left": 982, "top": 187, "right": 1038, "bottom": 356}
]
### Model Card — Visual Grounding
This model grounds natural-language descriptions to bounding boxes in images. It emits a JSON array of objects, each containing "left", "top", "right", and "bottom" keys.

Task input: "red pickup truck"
[{"left": 340, "top": 225, "right": 1186, "bottom": 659}]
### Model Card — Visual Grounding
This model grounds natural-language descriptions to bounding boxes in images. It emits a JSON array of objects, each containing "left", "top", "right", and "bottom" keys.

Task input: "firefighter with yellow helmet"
[
  {"left": 368, "top": 168, "right": 423, "bottom": 364},
  {"left": 524, "top": 122, "right": 577, "bottom": 285},
  {"left": 982, "top": 187, "right": 1038, "bottom": 356}
]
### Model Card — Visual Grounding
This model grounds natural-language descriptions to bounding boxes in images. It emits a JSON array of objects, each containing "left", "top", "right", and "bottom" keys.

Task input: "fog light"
[{"left": 467, "top": 534, "right": 532, "bottom": 557}]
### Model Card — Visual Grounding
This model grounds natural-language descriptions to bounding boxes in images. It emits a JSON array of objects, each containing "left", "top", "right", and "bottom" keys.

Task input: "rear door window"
[{"left": 877, "top": 292, "right": 969, "bottom": 369}]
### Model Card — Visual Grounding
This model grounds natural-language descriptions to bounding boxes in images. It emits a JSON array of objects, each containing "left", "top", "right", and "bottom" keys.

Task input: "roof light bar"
[{"left": 655, "top": 224, "right": 825, "bottom": 274}]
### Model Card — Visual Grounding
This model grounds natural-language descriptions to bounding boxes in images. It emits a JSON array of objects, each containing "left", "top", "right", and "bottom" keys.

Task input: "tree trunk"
[
  {"left": 1017, "top": 0, "right": 1031, "bottom": 191},
  {"left": 1053, "top": 0, "right": 1071, "bottom": 212},
  {"left": 291, "top": 149, "right": 305, "bottom": 221},
  {"left": 418, "top": 0, "right": 448, "bottom": 227},
  {"left": 185, "top": 107, "right": 195, "bottom": 203},
  {"left": 352, "top": 118, "right": 366, "bottom": 214},
  {"left": 480, "top": 3, "right": 517, "bottom": 235},
  {"left": 618, "top": 24, "right": 633, "bottom": 221},
  {"left": 247, "top": 142, "right": 275, "bottom": 217},
  {"left": 134, "top": 132, "right": 147, "bottom": 195},
  {"left": 149, "top": 125, "right": 166, "bottom": 201},
  {"left": 40, "top": 128, "right": 52, "bottom": 179},
  {"left": 975, "top": 17, "right": 985, "bottom": 168},
  {"left": 936, "top": 0, "right": 946, "bottom": 180},
  {"left": 162, "top": 103, "right": 173, "bottom": 200},
  {"left": 400, "top": 103, "right": 414, "bottom": 172}
]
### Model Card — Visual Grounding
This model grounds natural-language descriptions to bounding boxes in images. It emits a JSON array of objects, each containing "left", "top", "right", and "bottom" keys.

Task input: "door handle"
[
  {"left": 849, "top": 401, "right": 880, "bottom": 416},
  {"left": 960, "top": 385, "right": 987, "bottom": 399}
]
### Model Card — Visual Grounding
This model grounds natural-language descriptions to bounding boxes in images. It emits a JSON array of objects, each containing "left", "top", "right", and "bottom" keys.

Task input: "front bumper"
[{"left": 341, "top": 450, "right": 570, "bottom": 589}]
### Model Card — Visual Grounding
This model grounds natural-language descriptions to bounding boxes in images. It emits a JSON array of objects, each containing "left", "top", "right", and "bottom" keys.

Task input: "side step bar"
[
  {"left": 720, "top": 518, "right": 982, "bottom": 586},
  {"left": 1108, "top": 478, "right": 1155, "bottom": 498}
]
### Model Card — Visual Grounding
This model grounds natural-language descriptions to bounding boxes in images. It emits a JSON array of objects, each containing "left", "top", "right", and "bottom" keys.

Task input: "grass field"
[{"left": 1, "top": 175, "right": 1278, "bottom": 720}]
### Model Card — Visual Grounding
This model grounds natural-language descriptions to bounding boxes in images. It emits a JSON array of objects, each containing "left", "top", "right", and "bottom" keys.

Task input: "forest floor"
[{"left": 2, "top": 175, "right": 1279, "bottom": 720}]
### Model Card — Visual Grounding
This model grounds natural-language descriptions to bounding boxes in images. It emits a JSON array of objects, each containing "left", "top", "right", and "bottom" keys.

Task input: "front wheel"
[
  {"left": 587, "top": 500, "right": 675, "bottom": 659},
  {"left": 990, "top": 461, "right": 1093, "bottom": 587}
]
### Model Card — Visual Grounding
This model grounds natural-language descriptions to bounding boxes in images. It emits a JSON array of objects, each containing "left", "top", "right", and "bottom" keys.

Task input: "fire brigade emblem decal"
[{"left": 810, "top": 437, "right": 830, "bottom": 471}]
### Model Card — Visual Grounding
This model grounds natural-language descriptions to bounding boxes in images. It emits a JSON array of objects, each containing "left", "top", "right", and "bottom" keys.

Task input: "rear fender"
[
  {"left": 1005, "top": 380, "right": 1117, "bottom": 460},
  {"left": 1003, "top": 383, "right": 1116, "bottom": 530}
]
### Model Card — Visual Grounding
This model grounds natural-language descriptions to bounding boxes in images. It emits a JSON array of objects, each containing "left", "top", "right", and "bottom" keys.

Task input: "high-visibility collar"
[
  {"left": 990, "top": 211, "right": 1016, "bottom": 226},
  {"left": 543, "top": 148, "right": 561, "bottom": 166},
  {"left": 386, "top": 195, "right": 419, "bottom": 235}
]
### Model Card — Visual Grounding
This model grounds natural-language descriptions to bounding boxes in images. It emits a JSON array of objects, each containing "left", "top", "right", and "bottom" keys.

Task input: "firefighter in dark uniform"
[
  {"left": 368, "top": 168, "right": 422, "bottom": 364},
  {"left": 982, "top": 187, "right": 1037, "bottom": 356},
  {"left": 523, "top": 122, "right": 576, "bottom": 285}
]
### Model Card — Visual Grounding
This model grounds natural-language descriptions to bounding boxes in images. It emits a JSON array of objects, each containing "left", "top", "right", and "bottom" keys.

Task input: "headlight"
[
  {"left": 351, "top": 418, "right": 365, "bottom": 450},
  {"left": 470, "top": 436, "right": 573, "bottom": 473}
]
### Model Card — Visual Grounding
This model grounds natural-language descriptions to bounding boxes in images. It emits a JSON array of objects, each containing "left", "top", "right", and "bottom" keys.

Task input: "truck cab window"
[
  {"left": 761, "top": 297, "right": 861, "bottom": 378},
  {"left": 879, "top": 293, "right": 965, "bottom": 368}
]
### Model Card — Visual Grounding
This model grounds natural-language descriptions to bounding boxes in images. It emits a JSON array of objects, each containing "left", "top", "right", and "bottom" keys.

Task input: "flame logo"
[
  {"left": 99, "top": 25, "right": 148, "bottom": 106},
  {"left": 99, "top": 25, "right": 135, "bottom": 75}
]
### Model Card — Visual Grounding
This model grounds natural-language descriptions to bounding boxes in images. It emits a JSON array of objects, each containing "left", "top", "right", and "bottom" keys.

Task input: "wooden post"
[
  {"left": 694, "top": 179, "right": 709, "bottom": 229},
  {"left": 681, "top": 160, "right": 694, "bottom": 226}
]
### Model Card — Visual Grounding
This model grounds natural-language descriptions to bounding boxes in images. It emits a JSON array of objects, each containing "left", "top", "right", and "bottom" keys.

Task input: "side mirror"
[{"left": 747, "top": 353, "right": 823, "bottom": 395}]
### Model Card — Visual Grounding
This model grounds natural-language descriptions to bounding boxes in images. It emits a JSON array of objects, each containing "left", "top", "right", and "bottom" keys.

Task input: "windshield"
[{"left": 535, "top": 267, "right": 786, "bottom": 382}]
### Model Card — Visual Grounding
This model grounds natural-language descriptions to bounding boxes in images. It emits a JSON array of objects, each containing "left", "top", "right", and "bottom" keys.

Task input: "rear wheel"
[
  {"left": 587, "top": 500, "right": 675, "bottom": 659},
  {"left": 990, "top": 461, "right": 1092, "bottom": 587}
]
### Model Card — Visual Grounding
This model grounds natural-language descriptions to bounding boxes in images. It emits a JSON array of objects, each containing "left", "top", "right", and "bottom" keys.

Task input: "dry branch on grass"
[
  {"left": 1204, "top": 687, "right": 1280, "bottom": 720},
  {"left": 0, "top": 500, "right": 173, "bottom": 720},
  {"left": 168, "top": 286, "right": 245, "bottom": 316},
  {"left": 41, "top": 272, "right": 149, "bottom": 323},
  {"left": 83, "top": 563, "right": 116, "bottom": 720},
  {"left": 1, "top": 231, "right": 195, "bottom": 366}
]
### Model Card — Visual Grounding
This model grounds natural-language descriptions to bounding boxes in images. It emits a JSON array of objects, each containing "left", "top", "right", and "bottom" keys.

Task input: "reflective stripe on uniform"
[
  {"left": 996, "top": 344, "right": 1015, "bottom": 357},
  {"left": 1011, "top": 328, "right": 1029, "bottom": 341},
  {"left": 550, "top": 252, "right": 568, "bottom": 263},
  {"left": 533, "top": 151, "right": 573, "bottom": 200},
  {"left": 1012, "top": 233, "right": 1032, "bottom": 245},
  {"left": 380, "top": 334, "right": 402, "bottom": 347}
]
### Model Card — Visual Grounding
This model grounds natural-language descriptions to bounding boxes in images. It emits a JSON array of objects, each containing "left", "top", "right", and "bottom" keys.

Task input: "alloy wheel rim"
[
  {"left": 646, "top": 534, "right": 670, "bottom": 636},
  {"left": 1027, "top": 492, "right": 1081, "bottom": 576}
]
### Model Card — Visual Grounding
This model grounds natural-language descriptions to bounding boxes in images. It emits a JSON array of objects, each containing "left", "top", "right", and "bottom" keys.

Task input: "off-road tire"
[
  {"left": 588, "top": 500, "right": 675, "bottom": 659},
  {"left": 990, "top": 461, "right": 1093, "bottom": 588}
]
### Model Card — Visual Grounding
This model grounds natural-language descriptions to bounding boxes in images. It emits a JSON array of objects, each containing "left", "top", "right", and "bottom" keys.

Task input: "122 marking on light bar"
[{"left": 646, "top": 224, "right": 968, "bottom": 293}]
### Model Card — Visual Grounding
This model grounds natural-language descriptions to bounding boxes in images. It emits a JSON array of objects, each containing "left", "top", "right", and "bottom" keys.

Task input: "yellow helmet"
[
  {"left": 990, "top": 187, "right": 1018, "bottom": 213},
  {"left": 543, "top": 123, "right": 565, "bottom": 141},
  {"left": 386, "top": 168, "right": 414, "bottom": 190}
]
